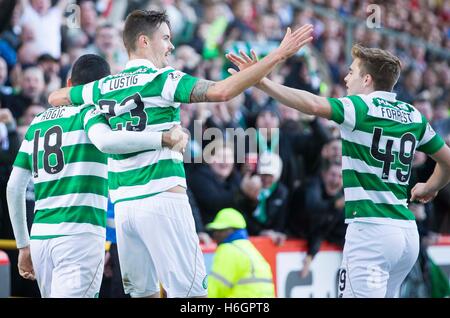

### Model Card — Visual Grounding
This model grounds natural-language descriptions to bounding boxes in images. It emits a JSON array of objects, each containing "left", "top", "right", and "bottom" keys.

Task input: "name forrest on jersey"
[
  {"left": 380, "top": 107, "right": 413, "bottom": 124},
  {"left": 368, "top": 98, "right": 421, "bottom": 124}
]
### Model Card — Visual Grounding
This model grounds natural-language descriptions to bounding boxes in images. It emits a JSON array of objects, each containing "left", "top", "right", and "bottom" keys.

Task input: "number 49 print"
[{"left": 370, "top": 127, "right": 416, "bottom": 183}]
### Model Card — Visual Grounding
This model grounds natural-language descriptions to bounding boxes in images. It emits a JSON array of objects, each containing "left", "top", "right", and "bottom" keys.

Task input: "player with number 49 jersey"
[
  {"left": 225, "top": 44, "right": 450, "bottom": 298},
  {"left": 329, "top": 92, "right": 444, "bottom": 225}
]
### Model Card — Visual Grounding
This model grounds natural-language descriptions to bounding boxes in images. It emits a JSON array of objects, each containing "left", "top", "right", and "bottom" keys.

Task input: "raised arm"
[
  {"left": 189, "top": 25, "right": 314, "bottom": 103},
  {"left": 226, "top": 50, "right": 332, "bottom": 119}
]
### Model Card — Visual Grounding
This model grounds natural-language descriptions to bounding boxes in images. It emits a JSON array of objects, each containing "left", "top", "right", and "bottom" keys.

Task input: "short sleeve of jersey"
[
  {"left": 328, "top": 96, "right": 361, "bottom": 131},
  {"left": 79, "top": 105, "right": 109, "bottom": 134},
  {"left": 13, "top": 128, "right": 33, "bottom": 171},
  {"left": 160, "top": 70, "right": 199, "bottom": 104},
  {"left": 417, "top": 120, "right": 445, "bottom": 155},
  {"left": 70, "top": 80, "right": 100, "bottom": 105},
  {"left": 328, "top": 97, "right": 345, "bottom": 124}
]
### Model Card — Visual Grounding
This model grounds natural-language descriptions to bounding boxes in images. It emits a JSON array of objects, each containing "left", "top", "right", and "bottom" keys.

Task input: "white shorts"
[
  {"left": 115, "top": 192, "right": 207, "bottom": 298},
  {"left": 338, "top": 222, "right": 419, "bottom": 298},
  {"left": 30, "top": 233, "right": 105, "bottom": 298}
]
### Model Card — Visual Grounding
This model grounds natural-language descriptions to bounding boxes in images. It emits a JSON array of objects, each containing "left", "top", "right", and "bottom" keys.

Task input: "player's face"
[
  {"left": 147, "top": 22, "right": 174, "bottom": 68},
  {"left": 344, "top": 59, "right": 366, "bottom": 95}
]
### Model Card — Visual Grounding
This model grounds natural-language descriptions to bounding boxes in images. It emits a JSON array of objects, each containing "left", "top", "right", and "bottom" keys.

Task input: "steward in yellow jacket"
[{"left": 206, "top": 208, "right": 275, "bottom": 298}]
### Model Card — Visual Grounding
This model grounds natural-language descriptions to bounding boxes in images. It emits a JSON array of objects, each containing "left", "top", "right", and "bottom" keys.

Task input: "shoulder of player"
[{"left": 77, "top": 103, "right": 103, "bottom": 118}]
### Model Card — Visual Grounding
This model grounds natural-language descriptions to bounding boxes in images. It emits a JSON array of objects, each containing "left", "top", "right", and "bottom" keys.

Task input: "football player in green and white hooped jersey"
[
  {"left": 226, "top": 45, "right": 450, "bottom": 298},
  {"left": 6, "top": 54, "right": 188, "bottom": 298},
  {"left": 48, "top": 10, "right": 314, "bottom": 298}
]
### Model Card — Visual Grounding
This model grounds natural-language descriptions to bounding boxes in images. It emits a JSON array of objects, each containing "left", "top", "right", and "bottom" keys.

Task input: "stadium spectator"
[
  {"left": 206, "top": 208, "right": 275, "bottom": 298},
  {"left": 37, "top": 53, "right": 62, "bottom": 95},
  {"left": 298, "top": 161, "right": 346, "bottom": 278},
  {"left": 20, "top": 0, "right": 67, "bottom": 58},
  {"left": 253, "top": 103, "right": 330, "bottom": 191},
  {"left": 246, "top": 152, "right": 289, "bottom": 246},
  {"left": 4, "top": 67, "right": 47, "bottom": 119},
  {"left": 19, "top": 104, "right": 45, "bottom": 127},
  {"left": 187, "top": 139, "right": 259, "bottom": 225},
  {"left": 84, "top": 24, "right": 128, "bottom": 74},
  {"left": 0, "top": 107, "right": 19, "bottom": 237}
]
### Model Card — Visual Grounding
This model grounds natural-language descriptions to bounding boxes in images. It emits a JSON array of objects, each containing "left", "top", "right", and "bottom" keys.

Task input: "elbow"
[
  {"left": 91, "top": 138, "right": 109, "bottom": 153},
  {"left": 95, "top": 142, "right": 114, "bottom": 154},
  {"left": 96, "top": 144, "right": 107, "bottom": 153}
]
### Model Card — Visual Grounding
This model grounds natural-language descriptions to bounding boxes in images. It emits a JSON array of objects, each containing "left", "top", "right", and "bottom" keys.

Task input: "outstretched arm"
[
  {"left": 189, "top": 25, "right": 314, "bottom": 103},
  {"left": 257, "top": 78, "right": 331, "bottom": 118},
  {"left": 226, "top": 50, "right": 332, "bottom": 119}
]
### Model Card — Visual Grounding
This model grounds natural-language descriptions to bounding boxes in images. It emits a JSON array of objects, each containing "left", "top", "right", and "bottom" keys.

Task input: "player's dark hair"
[
  {"left": 123, "top": 10, "right": 170, "bottom": 54},
  {"left": 70, "top": 54, "right": 111, "bottom": 86}
]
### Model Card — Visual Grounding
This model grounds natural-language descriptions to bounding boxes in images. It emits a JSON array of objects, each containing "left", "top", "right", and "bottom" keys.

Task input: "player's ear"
[
  {"left": 138, "top": 34, "right": 150, "bottom": 48},
  {"left": 67, "top": 78, "right": 72, "bottom": 87},
  {"left": 363, "top": 74, "right": 372, "bottom": 87}
]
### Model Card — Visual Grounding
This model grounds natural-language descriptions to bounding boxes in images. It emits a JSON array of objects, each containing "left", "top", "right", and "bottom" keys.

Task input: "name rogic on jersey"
[
  {"left": 13, "top": 106, "right": 108, "bottom": 239},
  {"left": 329, "top": 91, "right": 444, "bottom": 227}
]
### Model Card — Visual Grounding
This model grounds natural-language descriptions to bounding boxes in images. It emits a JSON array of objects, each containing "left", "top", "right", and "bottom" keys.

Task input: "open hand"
[
  {"left": 226, "top": 49, "right": 259, "bottom": 76},
  {"left": 276, "top": 24, "right": 314, "bottom": 60}
]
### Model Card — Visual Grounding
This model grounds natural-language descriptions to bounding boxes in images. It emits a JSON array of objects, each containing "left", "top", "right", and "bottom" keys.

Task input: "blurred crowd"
[{"left": 0, "top": 0, "right": 449, "bottom": 297}]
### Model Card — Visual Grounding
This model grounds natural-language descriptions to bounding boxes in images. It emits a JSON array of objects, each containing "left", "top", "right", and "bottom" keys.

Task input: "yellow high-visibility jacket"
[{"left": 208, "top": 239, "right": 275, "bottom": 298}]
